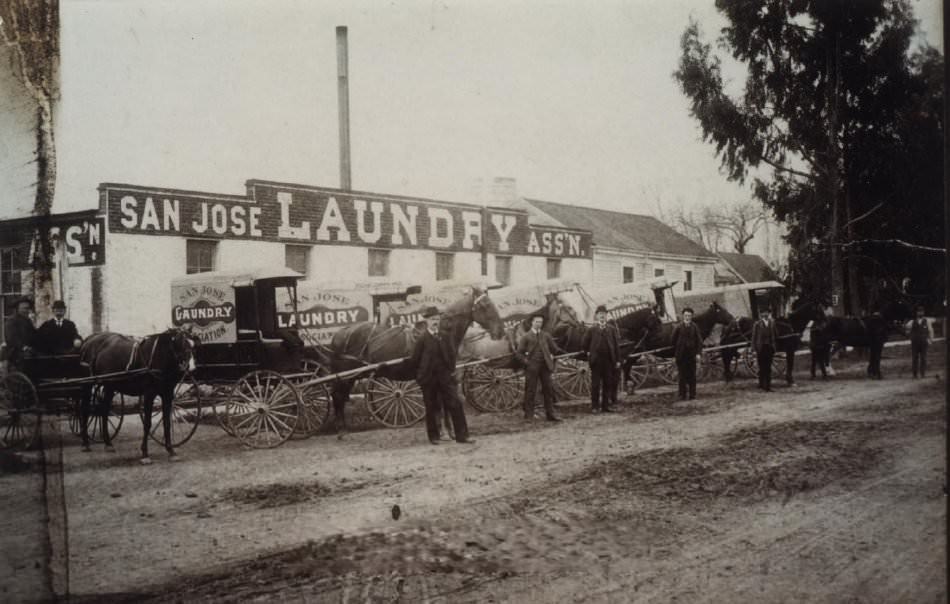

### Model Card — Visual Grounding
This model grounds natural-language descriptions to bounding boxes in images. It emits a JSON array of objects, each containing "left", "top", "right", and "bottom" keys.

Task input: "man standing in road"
[
  {"left": 2, "top": 296, "right": 37, "bottom": 369},
  {"left": 581, "top": 304, "right": 621, "bottom": 413},
  {"left": 37, "top": 300, "right": 82, "bottom": 354},
  {"left": 906, "top": 305, "right": 933, "bottom": 378},
  {"left": 752, "top": 307, "right": 778, "bottom": 391},
  {"left": 517, "top": 313, "right": 563, "bottom": 422},
  {"left": 671, "top": 307, "right": 703, "bottom": 400},
  {"left": 410, "top": 306, "right": 475, "bottom": 445}
]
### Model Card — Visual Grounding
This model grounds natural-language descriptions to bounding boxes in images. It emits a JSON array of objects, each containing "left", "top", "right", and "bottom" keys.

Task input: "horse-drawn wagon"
[{"left": 0, "top": 328, "right": 198, "bottom": 459}]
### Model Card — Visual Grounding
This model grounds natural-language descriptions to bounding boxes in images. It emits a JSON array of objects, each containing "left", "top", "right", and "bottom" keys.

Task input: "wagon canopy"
[
  {"left": 376, "top": 280, "right": 501, "bottom": 328},
  {"left": 171, "top": 267, "right": 304, "bottom": 344},
  {"left": 170, "top": 266, "right": 303, "bottom": 289},
  {"left": 559, "top": 277, "right": 676, "bottom": 324},
  {"left": 674, "top": 280, "right": 785, "bottom": 319}
]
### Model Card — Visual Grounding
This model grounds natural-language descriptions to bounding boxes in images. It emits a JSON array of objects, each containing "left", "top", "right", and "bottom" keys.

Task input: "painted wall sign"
[
  {"left": 170, "top": 283, "right": 236, "bottom": 343},
  {"left": 51, "top": 217, "right": 106, "bottom": 266},
  {"left": 102, "top": 182, "right": 592, "bottom": 258}
]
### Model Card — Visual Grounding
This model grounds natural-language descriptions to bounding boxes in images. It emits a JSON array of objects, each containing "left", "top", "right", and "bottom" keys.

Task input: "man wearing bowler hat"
[
  {"left": 671, "top": 306, "right": 703, "bottom": 400},
  {"left": 581, "top": 304, "right": 621, "bottom": 413},
  {"left": 410, "top": 306, "right": 475, "bottom": 445},
  {"left": 37, "top": 300, "right": 82, "bottom": 355},
  {"left": 3, "top": 296, "right": 37, "bottom": 368},
  {"left": 516, "top": 312, "right": 563, "bottom": 422}
]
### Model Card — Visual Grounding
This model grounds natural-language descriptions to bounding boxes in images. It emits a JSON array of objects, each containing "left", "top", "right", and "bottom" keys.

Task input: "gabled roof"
[
  {"left": 520, "top": 198, "right": 717, "bottom": 259},
  {"left": 717, "top": 252, "right": 779, "bottom": 284}
]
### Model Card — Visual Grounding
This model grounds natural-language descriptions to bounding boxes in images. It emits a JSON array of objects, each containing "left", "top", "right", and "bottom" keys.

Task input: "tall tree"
[
  {"left": 674, "top": 0, "right": 944, "bottom": 315},
  {"left": 0, "top": 0, "right": 59, "bottom": 316}
]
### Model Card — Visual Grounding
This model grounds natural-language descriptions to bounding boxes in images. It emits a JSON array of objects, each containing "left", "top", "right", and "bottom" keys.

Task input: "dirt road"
[{"left": 13, "top": 345, "right": 950, "bottom": 602}]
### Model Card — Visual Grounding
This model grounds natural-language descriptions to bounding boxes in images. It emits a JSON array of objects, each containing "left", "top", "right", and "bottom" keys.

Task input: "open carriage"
[{"left": 0, "top": 345, "right": 198, "bottom": 451}]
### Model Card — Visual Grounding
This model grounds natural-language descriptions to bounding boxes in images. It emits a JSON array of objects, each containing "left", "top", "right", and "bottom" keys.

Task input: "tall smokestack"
[{"left": 336, "top": 26, "right": 352, "bottom": 191}]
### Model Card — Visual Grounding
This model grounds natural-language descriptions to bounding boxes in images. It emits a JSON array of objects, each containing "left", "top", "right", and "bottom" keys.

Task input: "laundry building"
[
  {"left": 0, "top": 179, "right": 593, "bottom": 337},
  {"left": 1, "top": 178, "right": 723, "bottom": 339}
]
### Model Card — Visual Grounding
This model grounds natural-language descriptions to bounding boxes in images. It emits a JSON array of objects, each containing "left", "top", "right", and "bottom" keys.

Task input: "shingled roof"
[
  {"left": 520, "top": 198, "right": 717, "bottom": 259},
  {"left": 718, "top": 252, "right": 779, "bottom": 283}
]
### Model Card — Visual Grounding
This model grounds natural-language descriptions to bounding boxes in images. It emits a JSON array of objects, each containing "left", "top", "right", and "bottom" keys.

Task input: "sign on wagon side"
[{"left": 171, "top": 282, "right": 237, "bottom": 344}]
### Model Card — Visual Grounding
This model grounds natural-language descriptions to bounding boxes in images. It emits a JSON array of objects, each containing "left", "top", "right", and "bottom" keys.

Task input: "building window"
[
  {"left": 285, "top": 245, "right": 310, "bottom": 277},
  {"left": 495, "top": 256, "right": 511, "bottom": 286},
  {"left": 436, "top": 252, "right": 454, "bottom": 281},
  {"left": 684, "top": 270, "right": 693, "bottom": 291},
  {"left": 186, "top": 239, "right": 217, "bottom": 274},
  {"left": 1, "top": 248, "right": 22, "bottom": 295},
  {"left": 368, "top": 249, "right": 390, "bottom": 277},
  {"left": 546, "top": 258, "right": 561, "bottom": 280},
  {"left": 654, "top": 267, "right": 665, "bottom": 278},
  {"left": 622, "top": 266, "right": 634, "bottom": 284}
]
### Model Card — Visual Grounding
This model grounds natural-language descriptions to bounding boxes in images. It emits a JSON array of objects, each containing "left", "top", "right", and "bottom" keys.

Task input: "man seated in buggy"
[{"left": 36, "top": 299, "right": 84, "bottom": 355}]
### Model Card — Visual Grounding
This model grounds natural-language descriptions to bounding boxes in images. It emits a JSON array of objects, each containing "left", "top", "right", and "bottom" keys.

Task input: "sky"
[{"left": 1, "top": 0, "right": 944, "bottom": 239}]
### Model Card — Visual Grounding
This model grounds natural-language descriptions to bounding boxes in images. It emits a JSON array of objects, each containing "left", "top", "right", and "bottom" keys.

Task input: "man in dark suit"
[
  {"left": 581, "top": 304, "right": 621, "bottom": 413},
  {"left": 37, "top": 300, "right": 82, "bottom": 355},
  {"left": 752, "top": 307, "right": 778, "bottom": 391},
  {"left": 410, "top": 306, "right": 474, "bottom": 445},
  {"left": 516, "top": 313, "right": 562, "bottom": 422},
  {"left": 3, "top": 296, "right": 37, "bottom": 368},
  {"left": 671, "top": 307, "right": 703, "bottom": 400}
]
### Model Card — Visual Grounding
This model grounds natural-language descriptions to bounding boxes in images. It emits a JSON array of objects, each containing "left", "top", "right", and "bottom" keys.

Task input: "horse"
[
  {"left": 326, "top": 285, "right": 504, "bottom": 433},
  {"left": 626, "top": 302, "right": 734, "bottom": 388},
  {"left": 461, "top": 292, "right": 579, "bottom": 368},
  {"left": 817, "top": 305, "right": 909, "bottom": 379},
  {"left": 719, "top": 301, "right": 824, "bottom": 385},
  {"left": 78, "top": 327, "right": 196, "bottom": 464}
]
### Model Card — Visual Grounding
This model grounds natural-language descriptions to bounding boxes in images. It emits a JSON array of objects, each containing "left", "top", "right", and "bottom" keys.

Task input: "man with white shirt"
[
  {"left": 906, "top": 305, "right": 934, "bottom": 378},
  {"left": 37, "top": 300, "right": 82, "bottom": 355}
]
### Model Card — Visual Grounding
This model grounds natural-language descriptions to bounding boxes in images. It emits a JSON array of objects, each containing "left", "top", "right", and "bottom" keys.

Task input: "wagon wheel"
[
  {"left": 206, "top": 383, "right": 235, "bottom": 436},
  {"left": 0, "top": 372, "right": 40, "bottom": 450},
  {"left": 83, "top": 387, "right": 126, "bottom": 444},
  {"left": 462, "top": 364, "right": 523, "bottom": 413},
  {"left": 227, "top": 370, "right": 301, "bottom": 448},
  {"left": 653, "top": 355, "right": 679, "bottom": 385},
  {"left": 625, "top": 358, "right": 650, "bottom": 391},
  {"left": 142, "top": 371, "right": 201, "bottom": 447},
  {"left": 365, "top": 378, "right": 425, "bottom": 427},
  {"left": 291, "top": 359, "right": 331, "bottom": 438},
  {"left": 554, "top": 357, "right": 591, "bottom": 400}
]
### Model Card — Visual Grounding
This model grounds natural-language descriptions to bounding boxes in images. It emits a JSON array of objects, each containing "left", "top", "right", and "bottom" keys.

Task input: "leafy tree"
[
  {"left": 0, "top": 0, "right": 59, "bottom": 316},
  {"left": 674, "top": 0, "right": 944, "bottom": 315}
]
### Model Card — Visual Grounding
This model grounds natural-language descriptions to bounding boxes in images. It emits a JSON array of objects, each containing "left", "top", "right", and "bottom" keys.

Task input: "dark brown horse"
[
  {"left": 79, "top": 328, "right": 196, "bottom": 463},
  {"left": 817, "top": 305, "right": 910, "bottom": 379},
  {"left": 326, "top": 286, "right": 504, "bottom": 433},
  {"left": 719, "top": 301, "right": 824, "bottom": 384}
]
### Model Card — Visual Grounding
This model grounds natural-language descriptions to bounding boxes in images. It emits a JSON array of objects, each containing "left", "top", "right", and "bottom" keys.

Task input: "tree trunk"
[
  {"left": 827, "top": 33, "right": 846, "bottom": 317},
  {"left": 31, "top": 97, "right": 56, "bottom": 323},
  {"left": 844, "top": 187, "right": 862, "bottom": 316}
]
